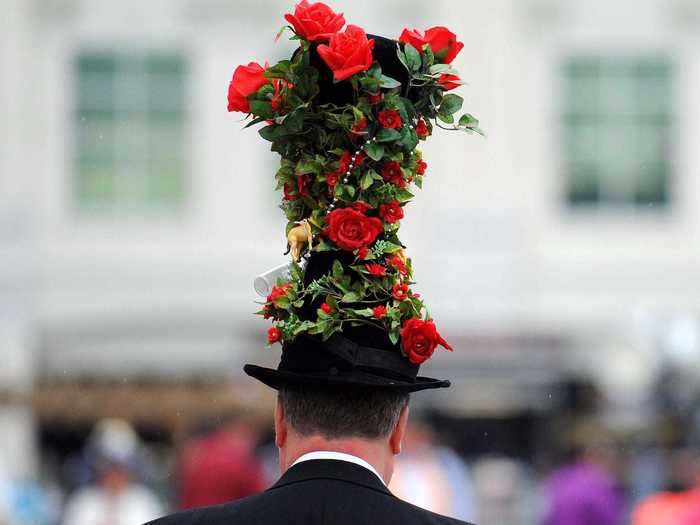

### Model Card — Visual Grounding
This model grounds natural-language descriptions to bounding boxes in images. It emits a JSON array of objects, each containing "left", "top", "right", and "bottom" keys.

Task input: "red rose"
[
  {"left": 284, "top": 1, "right": 345, "bottom": 42},
  {"left": 438, "top": 74, "right": 461, "bottom": 91},
  {"left": 283, "top": 183, "right": 297, "bottom": 201},
  {"left": 398, "top": 26, "right": 464, "bottom": 64},
  {"left": 415, "top": 119, "right": 429, "bottom": 139},
  {"left": 267, "top": 283, "right": 291, "bottom": 303},
  {"left": 381, "top": 161, "right": 405, "bottom": 188},
  {"left": 227, "top": 62, "right": 269, "bottom": 113},
  {"left": 320, "top": 302, "right": 333, "bottom": 314},
  {"left": 267, "top": 326, "right": 282, "bottom": 344},
  {"left": 378, "top": 109, "right": 402, "bottom": 129},
  {"left": 400, "top": 318, "right": 453, "bottom": 364},
  {"left": 326, "top": 172, "right": 339, "bottom": 189},
  {"left": 262, "top": 305, "right": 273, "bottom": 319},
  {"left": 317, "top": 25, "right": 375, "bottom": 81},
  {"left": 372, "top": 305, "right": 387, "bottom": 319},
  {"left": 337, "top": 151, "right": 352, "bottom": 173},
  {"left": 368, "top": 92, "right": 383, "bottom": 104},
  {"left": 379, "top": 200, "right": 404, "bottom": 224},
  {"left": 323, "top": 208, "right": 383, "bottom": 251},
  {"left": 392, "top": 282, "right": 410, "bottom": 301},
  {"left": 357, "top": 246, "right": 369, "bottom": 260},
  {"left": 416, "top": 160, "right": 427, "bottom": 176},
  {"left": 365, "top": 263, "right": 387, "bottom": 277},
  {"left": 351, "top": 117, "right": 368, "bottom": 135},
  {"left": 350, "top": 201, "right": 372, "bottom": 214},
  {"left": 355, "top": 152, "right": 366, "bottom": 165},
  {"left": 297, "top": 174, "right": 310, "bottom": 197},
  {"left": 387, "top": 255, "right": 408, "bottom": 276}
]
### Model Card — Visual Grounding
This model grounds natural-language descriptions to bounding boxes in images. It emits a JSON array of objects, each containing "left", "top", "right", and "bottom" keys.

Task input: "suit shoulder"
[
  {"left": 393, "top": 497, "right": 475, "bottom": 525},
  {"left": 143, "top": 492, "right": 265, "bottom": 525}
]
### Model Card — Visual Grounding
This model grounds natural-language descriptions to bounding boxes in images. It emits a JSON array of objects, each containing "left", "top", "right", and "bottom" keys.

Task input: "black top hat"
[{"left": 244, "top": 33, "right": 452, "bottom": 393}]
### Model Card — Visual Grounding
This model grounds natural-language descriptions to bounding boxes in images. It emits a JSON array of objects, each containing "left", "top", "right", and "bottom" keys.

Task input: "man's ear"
[
  {"left": 274, "top": 397, "right": 288, "bottom": 449},
  {"left": 389, "top": 404, "right": 409, "bottom": 455}
]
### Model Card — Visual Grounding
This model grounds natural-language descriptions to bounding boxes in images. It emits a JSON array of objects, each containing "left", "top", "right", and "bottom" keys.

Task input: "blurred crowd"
[{"left": 0, "top": 384, "right": 699, "bottom": 525}]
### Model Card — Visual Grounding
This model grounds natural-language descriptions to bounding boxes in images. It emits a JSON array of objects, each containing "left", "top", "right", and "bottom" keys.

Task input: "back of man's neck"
[{"left": 281, "top": 435, "right": 391, "bottom": 483}]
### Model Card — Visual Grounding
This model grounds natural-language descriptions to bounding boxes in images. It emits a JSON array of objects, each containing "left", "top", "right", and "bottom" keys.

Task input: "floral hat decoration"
[{"left": 229, "top": 1, "right": 481, "bottom": 392}]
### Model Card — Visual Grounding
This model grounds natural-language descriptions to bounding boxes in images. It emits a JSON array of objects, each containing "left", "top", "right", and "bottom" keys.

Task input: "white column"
[{"left": 0, "top": 0, "right": 39, "bottom": 481}]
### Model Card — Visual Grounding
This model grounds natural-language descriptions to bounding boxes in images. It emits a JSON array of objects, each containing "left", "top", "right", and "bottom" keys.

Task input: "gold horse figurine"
[{"left": 285, "top": 220, "right": 313, "bottom": 261}]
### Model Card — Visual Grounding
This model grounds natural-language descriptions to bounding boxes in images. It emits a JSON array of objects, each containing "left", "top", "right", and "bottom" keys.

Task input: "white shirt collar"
[{"left": 290, "top": 451, "right": 386, "bottom": 486}]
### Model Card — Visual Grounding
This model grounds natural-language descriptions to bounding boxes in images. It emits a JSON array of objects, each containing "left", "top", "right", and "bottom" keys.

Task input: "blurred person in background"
[
  {"left": 177, "top": 411, "right": 266, "bottom": 509},
  {"left": 389, "top": 415, "right": 477, "bottom": 523},
  {"left": 543, "top": 420, "right": 626, "bottom": 525},
  {"left": 62, "top": 419, "right": 163, "bottom": 525},
  {"left": 632, "top": 447, "right": 700, "bottom": 525},
  {"left": 0, "top": 451, "right": 58, "bottom": 525}
]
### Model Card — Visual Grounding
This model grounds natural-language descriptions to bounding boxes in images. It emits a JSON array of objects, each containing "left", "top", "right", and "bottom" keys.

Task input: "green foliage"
[{"left": 240, "top": 28, "right": 481, "bottom": 349}]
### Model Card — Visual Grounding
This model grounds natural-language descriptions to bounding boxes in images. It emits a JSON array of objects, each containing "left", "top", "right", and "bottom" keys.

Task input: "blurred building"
[{"left": 2, "top": 0, "right": 700, "bottom": 479}]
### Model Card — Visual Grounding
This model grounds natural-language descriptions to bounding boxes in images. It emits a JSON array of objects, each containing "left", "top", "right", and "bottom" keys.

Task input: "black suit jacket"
[{"left": 146, "top": 459, "right": 473, "bottom": 525}]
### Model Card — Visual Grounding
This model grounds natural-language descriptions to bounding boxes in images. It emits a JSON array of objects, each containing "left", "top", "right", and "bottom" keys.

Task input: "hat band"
[{"left": 280, "top": 333, "right": 419, "bottom": 382}]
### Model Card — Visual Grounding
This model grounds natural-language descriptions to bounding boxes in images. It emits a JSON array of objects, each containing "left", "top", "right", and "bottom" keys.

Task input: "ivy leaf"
[
  {"left": 380, "top": 75, "right": 401, "bottom": 89},
  {"left": 314, "top": 239, "right": 334, "bottom": 252},
  {"left": 388, "top": 329, "right": 399, "bottom": 345},
  {"left": 395, "top": 188, "right": 415, "bottom": 202},
  {"left": 381, "top": 242, "right": 403, "bottom": 253},
  {"left": 439, "top": 93, "right": 463, "bottom": 116},
  {"left": 364, "top": 142, "right": 385, "bottom": 161},
  {"left": 243, "top": 116, "right": 267, "bottom": 129},
  {"left": 249, "top": 100, "right": 273, "bottom": 119},
  {"left": 428, "top": 64, "right": 457, "bottom": 75},
  {"left": 396, "top": 47, "right": 409, "bottom": 71},
  {"left": 375, "top": 128, "right": 401, "bottom": 143},
  {"left": 332, "top": 259, "right": 344, "bottom": 279},
  {"left": 341, "top": 292, "right": 361, "bottom": 303},
  {"left": 459, "top": 113, "right": 480, "bottom": 128},
  {"left": 403, "top": 43, "right": 422, "bottom": 72},
  {"left": 437, "top": 112, "right": 455, "bottom": 124}
]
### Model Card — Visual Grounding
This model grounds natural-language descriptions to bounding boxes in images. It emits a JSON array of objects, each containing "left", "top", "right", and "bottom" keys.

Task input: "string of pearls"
[{"left": 302, "top": 121, "right": 418, "bottom": 260}]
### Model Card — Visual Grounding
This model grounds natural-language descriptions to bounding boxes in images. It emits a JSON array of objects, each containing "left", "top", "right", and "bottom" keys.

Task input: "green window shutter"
[
  {"left": 74, "top": 51, "right": 187, "bottom": 214},
  {"left": 562, "top": 56, "right": 672, "bottom": 208}
]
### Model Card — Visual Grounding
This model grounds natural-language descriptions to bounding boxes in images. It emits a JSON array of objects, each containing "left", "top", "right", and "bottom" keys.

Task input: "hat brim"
[{"left": 244, "top": 364, "right": 450, "bottom": 393}]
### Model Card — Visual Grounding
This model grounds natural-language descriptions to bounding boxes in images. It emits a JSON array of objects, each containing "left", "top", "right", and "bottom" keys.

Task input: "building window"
[
  {"left": 562, "top": 57, "right": 672, "bottom": 208},
  {"left": 74, "top": 51, "right": 187, "bottom": 213}
]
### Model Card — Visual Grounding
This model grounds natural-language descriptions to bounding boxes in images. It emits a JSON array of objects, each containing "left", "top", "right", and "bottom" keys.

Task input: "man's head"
[{"left": 274, "top": 386, "right": 410, "bottom": 483}]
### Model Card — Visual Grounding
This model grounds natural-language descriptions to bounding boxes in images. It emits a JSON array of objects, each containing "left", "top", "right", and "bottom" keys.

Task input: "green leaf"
[
  {"left": 368, "top": 168, "right": 383, "bottom": 181},
  {"left": 249, "top": 100, "right": 273, "bottom": 119},
  {"left": 423, "top": 45, "right": 435, "bottom": 67},
  {"left": 398, "top": 128, "right": 418, "bottom": 151},
  {"left": 258, "top": 124, "right": 288, "bottom": 142},
  {"left": 344, "top": 184, "right": 356, "bottom": 198},
  {"left": 428, "top": 64, "right": 452, "bottom": 74},
  {"left": 437, "top": 112, "right": 454, "bottom": 124},
  {"left": 396, "top": 47, "right": 409, "bottom": 71},
  {"left": 332, "top": 259, "right": 344, "bottom": 279},
  {"left": 395, "top": 188, "right": 414, "bottom": 202},
  {"left": 439, "top": 93, "right": 463, "bottom": 115},
  {"left": 375, "top": 128, "right": 401, "bottom": 143},
  {"left": 341, "top": 292, "right": 361, "bottom": 303},
  {"left": 381, "top": 241, "right": 403, "bottom": 253},
  {"left": 403, "top": 43, "right": 422, "bottom": 72},
  {"left": 361, "top": 172, "right": 374, "bottom": 190},
  {"left": 380, "top": 75, "right": 401, "bottom": 89},
  {"left": 459, "top": 113, "right": 479, "bottom": 127},
  {"left": 282, "top": 110, "right": 305, "bottom": 133},
  {"left": 388, "top": 329, "right": 399, "bottom": 345},
  {"left": 364, "top": 142, "right": 385, "bottom": 161}
]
